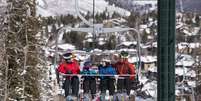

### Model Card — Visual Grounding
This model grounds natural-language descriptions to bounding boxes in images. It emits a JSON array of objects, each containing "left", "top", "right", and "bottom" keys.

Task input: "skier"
[
  {"left": 81, "top": 61, "right": 97, "bottom": 99},
  {"left": 57, "top": 52, "right": 80, "bottom": 98},
  {"left": 99, "top": 59, "right": 116, "bottom": 96},
  {"left": 114, "top": 51, "right": 135, "bottom": 95}
]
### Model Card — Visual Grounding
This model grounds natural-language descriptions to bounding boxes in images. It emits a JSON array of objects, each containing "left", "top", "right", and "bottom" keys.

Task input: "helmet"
[
  {"left": 120, "top": 51, "right": 129, "bottom": 58},
  {"left": 84, "top": 61, "right": 91, "bottom": 66},
  {"left": 63, "top": 52, "right": 73, "bottom": 60}
]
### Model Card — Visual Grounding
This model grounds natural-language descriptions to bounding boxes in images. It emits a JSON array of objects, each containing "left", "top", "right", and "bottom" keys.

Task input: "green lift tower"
[{"left": 158, "top": 0, "right": 176, "bottom": 101}]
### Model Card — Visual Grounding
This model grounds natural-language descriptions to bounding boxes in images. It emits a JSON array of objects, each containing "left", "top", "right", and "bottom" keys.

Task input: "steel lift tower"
[{"left": 158, "top": 0, "right": 176, "bottom": 101}]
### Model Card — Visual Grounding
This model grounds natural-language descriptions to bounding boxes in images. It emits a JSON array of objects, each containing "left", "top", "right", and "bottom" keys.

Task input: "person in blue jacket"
[{"left": 99, "top": 59, "right": 116, "bottom": 95}]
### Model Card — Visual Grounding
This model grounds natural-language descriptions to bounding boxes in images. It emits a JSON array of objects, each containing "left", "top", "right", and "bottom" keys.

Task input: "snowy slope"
[
  {"left": 133, "top": 0, "right": 157, "bottom": 11},
  {"left": 132, "top": 0, "right": 157, "bottom": 6},
  {"left": 36, "top": 0, "right": 130, "bottom": 17}
]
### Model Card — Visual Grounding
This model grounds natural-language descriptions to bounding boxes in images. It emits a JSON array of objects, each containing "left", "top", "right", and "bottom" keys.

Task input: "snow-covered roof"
[
  {"left": 147, "top": 35, "right": 154, "bottom": 39},
  {"left": 148, "top": 21, "right": 154, "bottom": 27},
  {"left": 98, "top": 41, "right": 106, "bottom": 45},
  {"left": 183, "top": 29, "right": 192, "bottom": 36},
  {"left": 141, "top": 42, "right": 157, "bottom": 48},
  {"left": 85, "top": 33, "right": 93, "bottom": 38},
  {"left": 176, "top": 54, "right": 195, "bottom": 67},
  {"left": 98, "top": 38, "right": 104, "bottom": 41},
  {"left": 187, "top": 81, "right": 196, "bottom": 87},
  {"left": 175, "top": 67, "right": 196, "bottom": 77},
  {"left": 47, "top": 25, "right": 52, "bottom": 33},
  {"left": 148, "top": 18, "right": 153, "bottom": 22},
  {"left": 117, "top": 49, "right": 137, "bottom": 53},
  {"left": 111, "top": 21, "right": 120, "bottom": 25},
  {"left": 182, "top": 27, "right": 199, "bottom": 36},
  {"left": 177, "top": 42, "right": 188, "bottom": 49},
  {"left": 185, "top": 70, "right": 196, "bottom": 78},
  {"left": 176, "top": 22, "right": 184, "bottom": 29},
  {"left": 189, "top": 43, "right": 200, "bottom": 48},
  {"left": 86, "top": 38, "right": 93, "bottom": 42},
  {"left": 152, "top": 42, "right": 157, "bottom": 47},
  {"left": 141, "top": 56, "right": 157, "bottom": 63},
  {"left": 140, "top": 24, "right": 148, "bottom": 29},
  {"left": 52, "top": 43, "right": 76, "bottom": 50},
  {"left": 175, "top": 89, "right": 180, "bottom": 96},
  {"left": 176, "top": 61, "right": 195, "bottom": 67},
  {"left": 193, "top": 27, "right": 200, "bottom": 34},
  {"left": 117, "top": 41, "right": 137, "bottom": 47},
  {"left": 177, "top": 42, "right": 200, "bottom": 49},
  {"left": 141, "top": 44, "right": 151, "bottom": 49},
  {"left": 91, "top": 48, "right": 102, "bottom": 53},
  {"left": 111, "top": 18, "right": 127, "bottom": 23},
  {"left": 35, "top": 32, "right": 42, "bottom": 38},
  {"left": 145, "top": 28, "right": 151, "bottom": 34}
]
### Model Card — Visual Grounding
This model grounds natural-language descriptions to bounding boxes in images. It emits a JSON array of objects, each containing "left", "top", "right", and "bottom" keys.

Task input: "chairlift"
[{"left": 54, "top": 0, "right": 142, "bottom": 97}]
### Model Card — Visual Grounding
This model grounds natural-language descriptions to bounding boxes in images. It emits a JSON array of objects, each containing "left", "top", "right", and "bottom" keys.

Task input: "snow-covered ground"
[{"left": 36, "top": 0, "right": 130, "bottom": 17}]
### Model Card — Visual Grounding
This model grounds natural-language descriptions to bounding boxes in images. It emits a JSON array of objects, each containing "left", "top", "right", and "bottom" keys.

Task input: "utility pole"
[{"left": 157, "top": 0, "right": 176, "bottom": 101}]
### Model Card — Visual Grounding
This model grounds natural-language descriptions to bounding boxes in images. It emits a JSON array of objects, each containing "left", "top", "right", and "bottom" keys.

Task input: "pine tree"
[
  {"left": 51, "top": 24, "right": 57, "bottom": 34},
  {"left": 127, "top": 12, "right": 140, "bottom": 28},
  {"left": 106, "top": 35, "right": 116, "bottom": 50},
  {"left": 63, "top": 31, "right": 86, "bottom": 49},
  {"left": 2, "top": 0, "right": 44, "bottom": 100},
  {"left": 195, "top": 14, "right": 200, "bottom": 26}
]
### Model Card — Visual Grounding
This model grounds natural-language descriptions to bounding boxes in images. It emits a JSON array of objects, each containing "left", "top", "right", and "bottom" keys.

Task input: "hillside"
[
  {"left": 36, "top": 0, "right": 131, "bottom": 17},
  {"left": 176, "top": 0, "right": 201, "bottom": 13}
]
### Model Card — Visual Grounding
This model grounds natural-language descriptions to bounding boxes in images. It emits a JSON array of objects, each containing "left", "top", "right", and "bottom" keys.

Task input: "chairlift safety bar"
[{"left": 59, "top": 73, "right": 136, "bottom": 77}]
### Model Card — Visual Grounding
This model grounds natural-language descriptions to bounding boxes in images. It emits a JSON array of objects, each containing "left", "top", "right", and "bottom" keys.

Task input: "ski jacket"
[
  {"left": 81, "top": 66, "right": 97, "bottom": 79},
  {"left": 82, "top": 66, "right": 97, "bottom": 74},
  {"left": 114, "top": 61, "right": 135, "bottom": 80},
  {"left": 57, "top": 62, "right": 80, "bottom": 74},
  {"left": 99, "top": 65, "right": 117, "bottom": 79}
]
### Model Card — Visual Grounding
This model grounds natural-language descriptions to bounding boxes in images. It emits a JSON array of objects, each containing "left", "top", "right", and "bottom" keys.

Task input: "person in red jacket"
[
  {"left": 57, "top": 52, "right": 80, "bottom": 97},
  {"left": 114, "top": 51, "right": 135, "bottom": 95}
]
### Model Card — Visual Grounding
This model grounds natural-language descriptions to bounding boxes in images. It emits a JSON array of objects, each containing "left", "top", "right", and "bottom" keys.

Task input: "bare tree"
[{"left": 0, "top": 1, "right": 9, "bottom": 100}]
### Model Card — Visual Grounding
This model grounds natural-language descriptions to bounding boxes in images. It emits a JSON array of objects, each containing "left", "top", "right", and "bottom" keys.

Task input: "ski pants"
[
  {"left": 83, "top": 77, "right": 96, "bottom": 95},
  {"left": 63, "top": 76, "right": 79, "bottom": 97},
  {"left": 100, "top": 77, "right": 115, "bottom": 95},
  {"left": 117, "top": 77, "right": 131, "bottom": 95}
]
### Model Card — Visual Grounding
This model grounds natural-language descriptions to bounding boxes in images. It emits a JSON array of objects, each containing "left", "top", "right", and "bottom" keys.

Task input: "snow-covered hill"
[
  {"left": 104, "top": 0, "right": 157, "bottom": 15},
  {"left": 36, "top": 0, "right": 130, "bottom": 17},
  {"left": 176, "top": 0, "right": 201, "bottom": 13}
]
